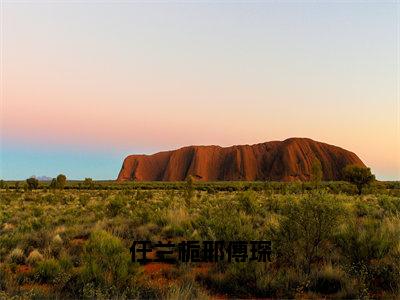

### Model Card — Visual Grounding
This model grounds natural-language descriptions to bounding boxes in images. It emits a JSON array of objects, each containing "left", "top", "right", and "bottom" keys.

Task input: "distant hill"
[
  {"left": 31, "top": 175, "right": 53, "bottom": 181},
  {"left": 117, "top": 138, "right": 366, "bottom": 182}
]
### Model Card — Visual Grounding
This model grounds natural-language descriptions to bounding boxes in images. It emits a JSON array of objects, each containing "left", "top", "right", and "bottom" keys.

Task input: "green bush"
[
  {"left": 195, "top": 198, "right": 258, "bottom": 241},
  {"left": 378, "top": 195, "right": 400, "bottom": 215},
  {"left": 8, "top": 248, "right": 25, "bottom": 265},
  {"left": 81, "top": 230, "right": 132, "bottom": 288},
  {"left": 237, "top": 191, "right": 257, "bottom": 214},
  {"left": 34, "top": 259, "right": 62, "bottom": 283},
  {"left": 107, "top": 196, "right": 126, "bottom": 217},
  {"left": 56, "top": 174, "right": 67, "bottom": 189},
  {"left": 0, "top": 180, "right": 6, "bottom": 189},
  {"left": 79, "top": 194, "right": 90, "bottom": 206},
  {"left": 309, "top": 266, "right": 345, "bottom": 294},
  {"left": 335, "top": 217, "right": 400, "bottom": 294},
  {"left": 162, "top": 224, "right": 186, "bottom": 238},
  {"left": 273, "top": 191, "right": 344, "bottom": 274},
  {"left": 84, "top": 178, "right": 94, "bottom": 189},
  {"left": 27, "top": 250, "right": 44, "bottom": 266},
  {"left": 26, "top": 177, "right": 39, "bottom": 190}
]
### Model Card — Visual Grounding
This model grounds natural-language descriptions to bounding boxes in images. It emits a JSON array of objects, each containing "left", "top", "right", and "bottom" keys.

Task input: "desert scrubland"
[{"left": 0, "top": 181, "right": 399, "bottom": 298}]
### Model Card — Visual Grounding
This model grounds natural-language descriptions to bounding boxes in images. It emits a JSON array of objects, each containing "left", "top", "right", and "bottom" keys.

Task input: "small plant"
[
  {"left": 310, "top": 265, "right": 345, "bottom": 294},
  {"left": 310, "top": 158, "right": 323, "bottom": 188},
  {"left": 79, "top": 194, "right": 91, "bottom": 206},
  {"left": 107, "top": 196, "right": 126, "bottom": 217},
  {"left": 0, "top": 179, "right": 7, "bottom": 189},
  {"left": 237, "top": 191, "right": 257, "bottom": 214},
  {"left": 27, "top": 250, "right": 44, "bottom": 266},
  {"left": 34, "top": 259, "right": 62, "bottom": 283},
  {"left": 52, "top": 234, "right": 63, "bottom": 245},
  {"left": 184, "top": 175, "right": 195, "bottom": 206},
  {"left": 9, "top": 248, "right": 25, "bottom": 264},
  {"left": 51, "top": 234, "right": 64, "bottom": 257}
]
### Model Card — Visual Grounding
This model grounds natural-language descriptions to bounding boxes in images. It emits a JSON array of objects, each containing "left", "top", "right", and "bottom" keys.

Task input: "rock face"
[{"left": 117, "top": 138, "right": 366, "bottom": 182}]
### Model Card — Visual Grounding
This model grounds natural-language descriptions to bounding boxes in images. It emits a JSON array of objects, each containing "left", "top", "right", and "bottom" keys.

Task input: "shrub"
[
  {"left": 198, "top": 262, "right": 281, "bottom": 298},
  {"left": 107, "top": 196, "right": 126, "bottom": 217},
  {"left": 26, "top": 177, "right": 39, "bottom": 190},
  {"left": 378, "top": 195, "right": 400, "bottom": 215},
  {"left": 237, "top": 191, "right": 257, "bottom": 214},
  {"left": 42, "top": 193, "right": 57, "bottom": 204},
  {"left": 51, "top": 234, "right": 64, "bottom": 257},
  {"left": 336, "top": 221, "right": 393, "bottom": 269},
  {"left": 84, "top": 178, "right": 94, "bottom": 189},
  {"left": 0, "top": 179, "right": 6, "bottom": 189},
  {"left": 335, "top": 217, "right": 400, "bottom": 294},
  {"left": 52, "top": 234, "right": 63, "bottom": 245},
  {"left": 135, "top": 190, "right": 154, "bottom": 201},
  {"left": 343, "top": 165, "right": 375, "bottom": 195},
  {"left": 81, "top": 230, "right": 132, "bottom": 288},
  {"left": 8, "top": 248, "right": 25, "bottom": 265},
  {"left": 27, "top": 250, "right": 44, "bottom": 266},
  {"left": 162, "top": 224, "right": 185, "bottom": 238},
  {"left": 195, "top": 199, "right": 257, "bottom": 241},
  {"left": 49, "top": 178, "right": 57, "bottom": 189},
  {"left": 23, "top": 230, "right": 51, "bottom": 251},
  {"left": 310, "top": 158, "right": 323, "bottom": 187},
  {"left": 185, "top": 175, "right": 195, "bottom": 204},
  {"left": 34, "top": 259, "right": 62, "bottom": 283},
  {"left": 273, "top": 191, "right": 343, "bottom": 274},
  {"left": 310, "top": 265, "right": 345, "bottom": 294},
  {"left": 79, "top": 194, "right": 90, "bottom": 206},
  {"left": 56, "top": 174, "right": 67, "bottom": 189},
  {"left": 164, "top": 276, "right": 207, "bottom": 299}
]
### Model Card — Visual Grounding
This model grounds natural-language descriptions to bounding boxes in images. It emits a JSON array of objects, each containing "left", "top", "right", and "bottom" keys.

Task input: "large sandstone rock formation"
[{"left": 117, "top": 138, "right": 366, "bottom": 182}]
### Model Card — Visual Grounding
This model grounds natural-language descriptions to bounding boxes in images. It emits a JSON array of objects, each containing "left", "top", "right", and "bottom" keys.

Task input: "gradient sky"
[{"left": 1, "top": 1, "right": 399, "bottom": 180}]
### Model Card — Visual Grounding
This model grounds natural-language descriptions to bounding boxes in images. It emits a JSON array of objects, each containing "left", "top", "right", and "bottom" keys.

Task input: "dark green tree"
[
  {"left": 49, "top": 178, "right": 57, "bottom": 189},
  {"left": 185, "top": 175, "right": 195, "bottom": 205},
  {"left": 343, "top": 165, "right": 375, "bottom": 195},
  {"left": 310, "top": 158, "right": 323, "bottom": 188},
  {"left": 56, "top": 174, "right": 67, "bottom": 189},
  {"left": 0, "top": 180, "right": 6, "bottom": 189},
  {"left": 26, "top": 177, "right": 39, "bottom": 190},
  {"left": 84, "top": 178, "right": 94, "bottom": 189}
]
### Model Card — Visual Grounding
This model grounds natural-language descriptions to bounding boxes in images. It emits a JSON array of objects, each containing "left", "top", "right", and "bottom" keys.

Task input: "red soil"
[
  {"left": 16, "top": 265, "right": 32, "bottom": 274},
  {"left": 20, "top": 283, "right": 51, "bottom": 294},
  {"left": 69, "top": 238, "right": 86, "bottom": 246},
  {"left": 117, "top": 137, "right": 366, "bottom": 182},
  {"left": 191, "top": 263, "right": 213, "bottom": 276},
  {"left": 144, "top": 263, "right": 173, "bottom": 275}
]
